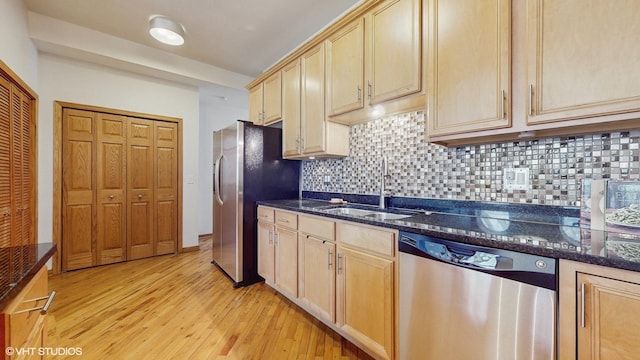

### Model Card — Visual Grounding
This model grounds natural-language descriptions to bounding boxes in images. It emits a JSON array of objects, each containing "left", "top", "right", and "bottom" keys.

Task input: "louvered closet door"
[
  {"left": 11, "top": 86, "right": 23, "bottom": 250},
  {"left": 17, "top": 86, "right": 35, "bottom": 266},
  {"left": 127, "top": 118, "right": 155, "bottom": 260},
  {"left": 154, "top": 122, "right": 177, "bottom": 255},
  {"left": 62, "top": 109, "right": 96, "bottom": 271},
  {"left": 97, "top": 114, "right": 127, "bottom": 265},
  {"left": 0, "top": 77, "right": 11, "bottom": 248}
]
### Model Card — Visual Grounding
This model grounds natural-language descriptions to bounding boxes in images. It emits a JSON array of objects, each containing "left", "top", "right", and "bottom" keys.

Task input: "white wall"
[
  {"left": 198, "top": 89, "right": 249, "bottom": 235},
  {"left": 0, "top": 0, "right": 38, "bottom": 89},
  {"left": 38, "top": 54, "right": 201, "bottom": 248}
]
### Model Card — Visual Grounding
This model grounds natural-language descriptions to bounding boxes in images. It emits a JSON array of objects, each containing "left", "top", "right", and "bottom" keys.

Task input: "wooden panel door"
[
  {"left": 154, "top": 121, "right": 177, "bottom": 255},
  {"left": 62, "top": 109, "right": 96, "bottom": 271},
  {"left": 127, "top": 118, "right": 155, "bottom": 260},
  {"left": 326, "top": 18, "right": 365, "bottom": 117},
  {"left": 300, "top": 43, "right": 326, "bottom": 155},
  {"left": 96, "top": 114, "right": 127, "bottom": 265},
  {"left": 367, "top": 0, "right": 421, "bottom": 105},
  {"left": 299, "top": 235, "right": 335, "bottom": 323},
  {"left": 527, "top": 0, "right": 640, "bottom": 125},
  {"left": 282, "top": 59, "right": 301, "bottom": 158},
  {"left": 0, "top": 77, "right": 11, "bottom": 248},
  {"left": 427, "top": 0, "right": 511, "bottom": 136},
  {"left": 337, "top": 246, "right": 394, "bottom": 360},
  {"left": 577, "top": 272, "right": 640, "bottom": 359}
]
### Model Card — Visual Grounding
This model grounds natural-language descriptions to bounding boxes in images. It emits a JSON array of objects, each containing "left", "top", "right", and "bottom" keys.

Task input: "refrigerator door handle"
[{"left": 214, "top": 153, "right": 224, "bottom": 205}]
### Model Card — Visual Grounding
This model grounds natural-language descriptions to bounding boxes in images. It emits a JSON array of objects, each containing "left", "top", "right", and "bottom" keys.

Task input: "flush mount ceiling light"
[{"left": 149, "top": 16, "right": 185, "bottom": 46}]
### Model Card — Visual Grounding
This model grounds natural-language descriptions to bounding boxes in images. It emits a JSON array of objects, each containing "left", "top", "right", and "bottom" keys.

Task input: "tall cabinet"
[{"left": 62, "top": 108, "right": 179, "bottom": 271}]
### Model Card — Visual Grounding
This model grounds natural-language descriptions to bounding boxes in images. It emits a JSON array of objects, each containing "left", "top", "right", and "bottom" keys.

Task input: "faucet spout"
[{"left": 380, "top": 156, "right": 387, "bottom": 209}]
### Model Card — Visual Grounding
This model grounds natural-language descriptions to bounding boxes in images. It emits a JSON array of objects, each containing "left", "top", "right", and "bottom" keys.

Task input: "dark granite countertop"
[
  {"left": 0, "top": 242, "right": 57, "bottom": 310},
  {"left": 257, "top": 198, "right": 640, "bottom": 273}
]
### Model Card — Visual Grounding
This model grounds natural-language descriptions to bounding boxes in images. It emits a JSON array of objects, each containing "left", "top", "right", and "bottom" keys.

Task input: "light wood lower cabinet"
[
  {"left": 559, "top": 260, "right": 640, "bottom": 359},
  {"left": 2, "top": 267, "right": 51, "bottom": 360},
  {"left": 257, "top": 207, "right": 298, "bottom": 298},
  {"left": 258, "top": 207, "right": 397, "bottom": 360}
]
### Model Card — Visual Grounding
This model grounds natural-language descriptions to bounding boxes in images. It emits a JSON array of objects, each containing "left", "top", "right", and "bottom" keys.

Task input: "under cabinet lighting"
[{"left": 149, "top": 16, "right": 185, "bottom": 46}]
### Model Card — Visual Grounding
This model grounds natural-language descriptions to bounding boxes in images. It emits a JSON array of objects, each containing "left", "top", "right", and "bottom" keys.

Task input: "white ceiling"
[{"left": 23, "top": 0, "right": 362, "bottom": 79}]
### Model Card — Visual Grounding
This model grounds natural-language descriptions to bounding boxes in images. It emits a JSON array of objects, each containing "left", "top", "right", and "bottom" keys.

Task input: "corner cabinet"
[
  {"left": 559, "top": 260, "right": 640, "bottom": 359},
  {"left": 426, "top": 0, "right": 511, "bottom": 137},
  {"left": 327, "top": 0, "right": 424, "bottom": 125},
  {"left": 248, "top": 71, "right": 282, "bottom": 125}
]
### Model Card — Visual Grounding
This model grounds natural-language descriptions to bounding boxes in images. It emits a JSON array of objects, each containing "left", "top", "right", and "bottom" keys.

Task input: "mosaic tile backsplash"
[{"left": 301, "top": 111, "right": 640, "bottom": 207}]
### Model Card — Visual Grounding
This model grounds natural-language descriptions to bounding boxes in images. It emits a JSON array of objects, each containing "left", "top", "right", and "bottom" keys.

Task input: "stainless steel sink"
[
  {"left": 324, "top": 208, "right": 377, "bottom": 216},
  {"left": 324, "top": 207, "right": 411, "bottom": 220},
  {"left": 365, "top": 212, "right": 411, "bottom": 220}
]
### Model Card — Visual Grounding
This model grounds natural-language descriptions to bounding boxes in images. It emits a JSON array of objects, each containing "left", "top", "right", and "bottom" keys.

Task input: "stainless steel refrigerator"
[{"left": 212, "top": 120, "right": 300, "bottom": 287}]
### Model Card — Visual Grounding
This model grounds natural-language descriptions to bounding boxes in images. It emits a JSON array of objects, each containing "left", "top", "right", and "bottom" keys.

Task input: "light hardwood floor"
[{"left": 47, "top": 237, "right": 374, "bottom": 360}]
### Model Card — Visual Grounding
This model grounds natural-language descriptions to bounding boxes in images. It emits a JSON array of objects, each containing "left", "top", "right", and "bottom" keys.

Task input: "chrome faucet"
[{"left": 380, "top": 156, "right": 388, "bottom": 209}]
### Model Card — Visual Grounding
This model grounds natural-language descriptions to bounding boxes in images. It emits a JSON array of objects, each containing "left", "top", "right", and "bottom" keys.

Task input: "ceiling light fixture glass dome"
[{"left": 149, "top": 16, "right": 185, "bottom": 46}]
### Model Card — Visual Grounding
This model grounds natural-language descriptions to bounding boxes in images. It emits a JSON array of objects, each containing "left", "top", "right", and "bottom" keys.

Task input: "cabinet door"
[
  {"left": 368, "top": 0, "right": 421, "bottom": 105},
  {"left": 300, "top": 43, "right": 326, "bottom": 155},
  {"left": 62, "top": 109, "right": 96, "bottom": 271},
  {"left": 299, "top": 235, "right": 335, "bottom": 323},
  {"left": 154, "top": 121, "right": 178, "bottom": 255},
  {"left": 282, "top": 60, "right": 301, "bottom": 158},
  {"left": 248, "top": 85, "right": 263, "bottom": 125},
  {"left": 275, "top": 226, "right": 298, "bottom": 297},
  {"left": 427, "top": 0, "right": 511, "bottom": 136},
  {"left": 127, "top": 118, "right": 155, "bottom": 260},
  {"left": 0, "top": 77, "right": 10, "bottom": 248},
  {"left": 96, "top": 114, "right": 127, "bottom": 265},
  {"left": 262, "top": 72, "right": 282, "bottom": 125},
  {"left": 257, "top": 221, "right": 275, "bottom": 283},
  {"left": 337, "top": 246, "right": 394, "bottom": 360},
  {"left": 577, "top": 273, "right": 640, "bottom": 359},
  {"left": 15, "top": 87, "right": 34, "bottom": 250},
  {"left": 326, "top": 18, "right": 365, "bottom": 116},
  {"left": 527, "top": 0, "right": 640, "bottom": 124}
]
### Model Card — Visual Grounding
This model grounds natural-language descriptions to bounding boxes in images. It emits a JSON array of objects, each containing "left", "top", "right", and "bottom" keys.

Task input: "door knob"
[
  {"left": 109, "top": 194, "right": 115, "bottom": 200},
  {"left": 138, "top": 194, "right": 143, "bottom": 199}
]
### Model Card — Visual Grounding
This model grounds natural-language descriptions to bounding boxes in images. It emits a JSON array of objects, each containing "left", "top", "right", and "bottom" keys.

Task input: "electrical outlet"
[{"left": 503, "top": 168, "right": 530, "bottom": 191}]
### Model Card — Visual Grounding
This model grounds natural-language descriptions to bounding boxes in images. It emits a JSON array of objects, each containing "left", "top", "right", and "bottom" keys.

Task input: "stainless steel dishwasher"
[{"left": 399, "top": 231, "right": 557, "bottom": 360}]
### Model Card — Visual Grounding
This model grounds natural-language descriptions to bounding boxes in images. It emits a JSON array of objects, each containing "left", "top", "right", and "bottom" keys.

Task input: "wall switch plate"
[{"left": 503, "top": 168, "right": 530, "bottom": 191}]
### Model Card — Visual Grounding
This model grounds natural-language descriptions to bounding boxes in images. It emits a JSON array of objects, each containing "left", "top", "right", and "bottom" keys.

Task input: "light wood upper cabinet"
[
  {"left": 427, "top": 0, "right": 511, "bottom": 137},
  {"left": 327, "top": 0, "right": 423, "bottom": 125},
  {"left": 367, "top": 0, "right": 421, "bottom": 105},
  {"left": 248, "top": 71, "right": 283, "bottom": 126},
  {"left": 526, "top": 0, "right": 640, "bottom": 125},
  {"left": 559, "top": 260, "right": 640, "bottom": 360},
  {"left": 282, "top": 59, "right": 302, "bottom": 158},
  {"left": 326, "top": 18, "right": 365, "bottom": 117}
]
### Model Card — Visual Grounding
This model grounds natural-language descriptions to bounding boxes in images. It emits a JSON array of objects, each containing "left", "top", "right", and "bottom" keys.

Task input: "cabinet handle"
[
  {"left": 15, "top": 291, "right": 56, "bottom": 315},
  {"left": 337, "top": 253, "right": 343, "bottom": 273},
  {"left": 268, "top": 230, "right": 273, "bottom": 245},
  {"left": 357, "top": 85, "right": 362, "bottom": 101},
  {"left": 295, "top": 137, "right": 300, "bottom": 152},
  {"left": 327, "top": 249, "right": 333, "bottom": 269},
  {"left": 300, "top": 138, "right": 305, "bottom": 152},
  {"left": 501, "top": 89, "right": 506, "bottom": 119},
  {"left": 278, "top": 218, "right": 290, "bottom": 224},
  {"left": 580, "top": 282, "right": 586, "bottom": 328},
  {"left": 529, "top": 84, "right": 534, "bottom": 116},
  {"left": 274, "top": 232, "right": 279, "bottom": 245},
  {"left": 367, "top": 81, "right": 372, "bottom": 99}
]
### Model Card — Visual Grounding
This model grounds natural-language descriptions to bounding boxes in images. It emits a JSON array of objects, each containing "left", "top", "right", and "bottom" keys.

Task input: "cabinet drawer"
[
  {"left": 4, "top": 266, "right": 48, "bottom": 351},
  {"left": 257, "top": 206, "right": 275, "bottom": 223},
  {"left": 299, "top": 215, "right": 335, "bottom": 241},
  {"left": 337, "top": 222, "right": 396, "bottom": 258},
  {"left": 275, "top": 210, "right": 297, "bottom": 229}
]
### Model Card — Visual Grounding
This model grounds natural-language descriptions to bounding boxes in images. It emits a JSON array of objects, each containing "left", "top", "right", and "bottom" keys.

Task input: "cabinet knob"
[
  {"left": 138, "top": 194, "right": 143, "bottom": 199},
  {"left": 109, "top": 194, "right": 115, "bottom": 200}
]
